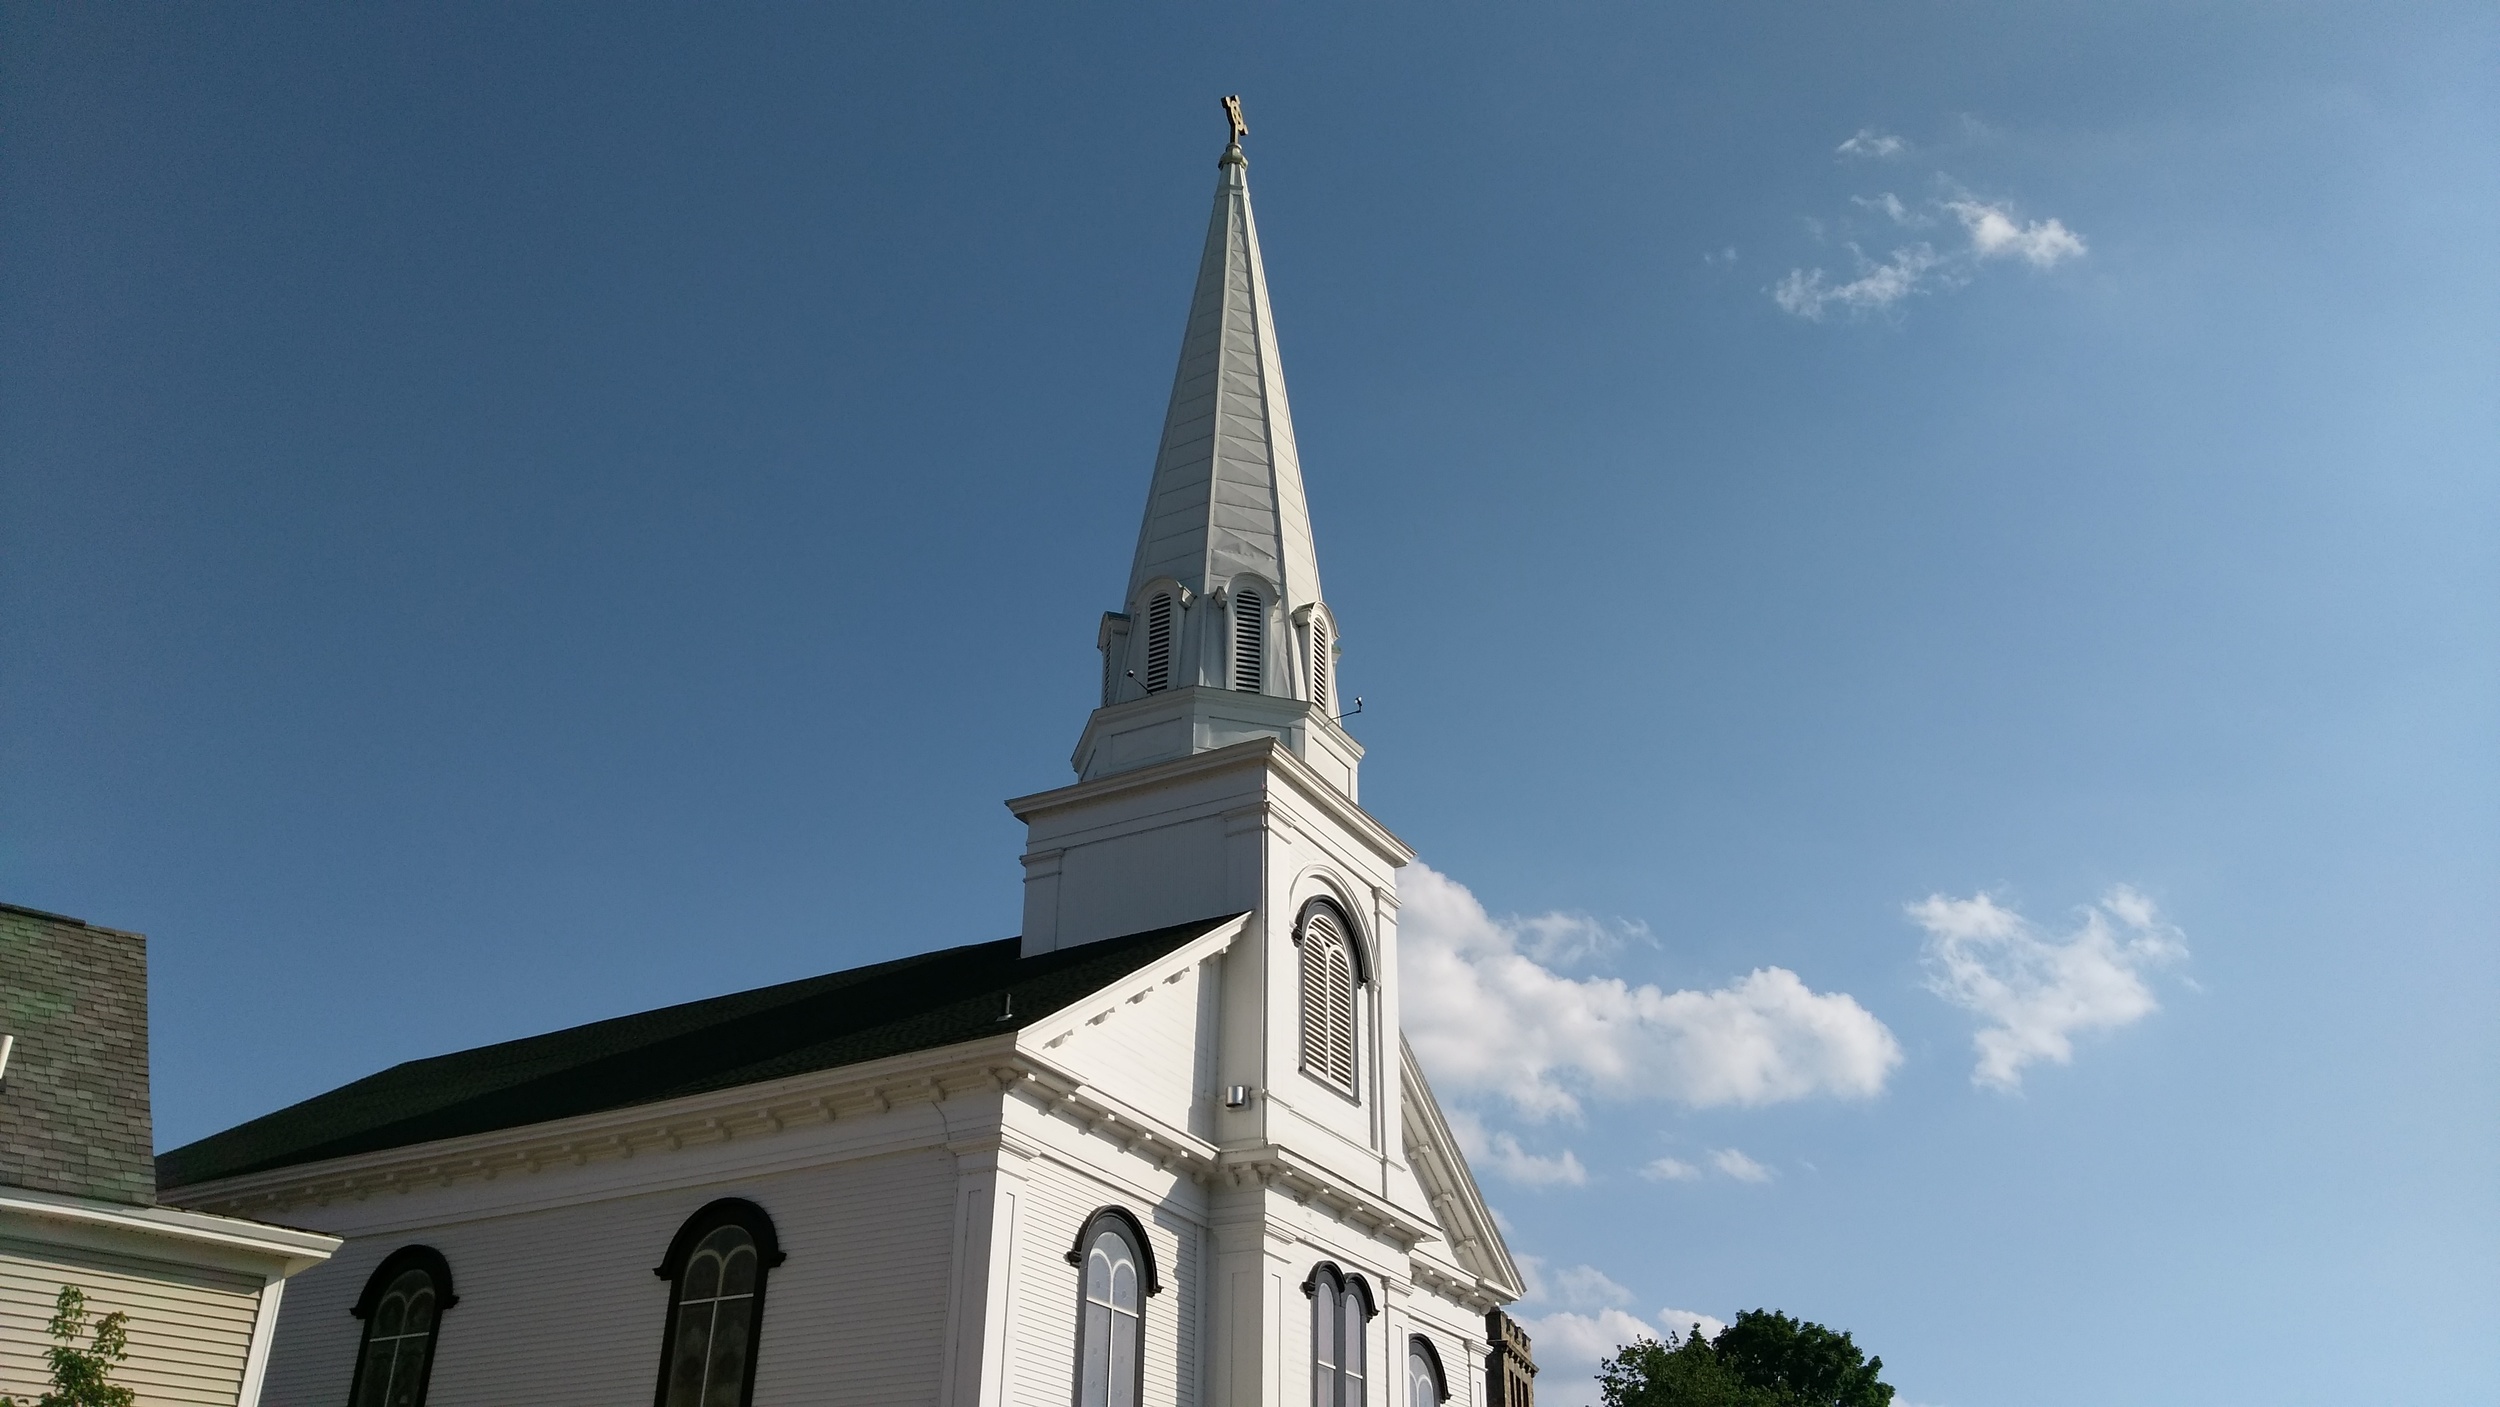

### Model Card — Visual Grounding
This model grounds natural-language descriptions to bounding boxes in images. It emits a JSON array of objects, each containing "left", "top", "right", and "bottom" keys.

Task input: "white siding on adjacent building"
[{"left": 1, "top": 1237, "right": 265, "bottom": 1407}]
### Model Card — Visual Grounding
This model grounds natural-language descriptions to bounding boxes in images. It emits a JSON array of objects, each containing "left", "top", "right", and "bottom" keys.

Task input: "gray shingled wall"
[{"left": 0, "top": 904, "right": 154, "bottom": 1205}]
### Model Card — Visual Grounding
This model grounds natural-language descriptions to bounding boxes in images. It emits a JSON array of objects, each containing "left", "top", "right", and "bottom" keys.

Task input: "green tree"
[
  {"left": 1597, "top": 1311, "right": 1894, "bottom": 1407},
  {"left": 1, "top": 1285, "right": 137, "bottom": 1407}
]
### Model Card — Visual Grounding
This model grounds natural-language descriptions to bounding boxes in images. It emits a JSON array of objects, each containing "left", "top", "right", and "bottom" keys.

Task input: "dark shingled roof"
[{"left": 158, "top": 915, "right": 1238, "bottom": 1192}]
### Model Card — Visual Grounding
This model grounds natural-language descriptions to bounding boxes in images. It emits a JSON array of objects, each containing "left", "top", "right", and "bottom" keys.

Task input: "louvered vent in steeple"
[
  {"left": 1144, "top": 593, "right": 1175, "bottom": 693},
  {"left": 1232, "top": 589, "right": 1264, "bottom": 691},
  {"left": 1307, "top": 614, "right": 1330, "bottom": 713}
]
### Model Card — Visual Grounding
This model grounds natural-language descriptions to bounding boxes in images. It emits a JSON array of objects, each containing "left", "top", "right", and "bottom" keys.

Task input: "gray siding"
[{"left": 0, "top": 904, "right": 155, "bottom": 1206}]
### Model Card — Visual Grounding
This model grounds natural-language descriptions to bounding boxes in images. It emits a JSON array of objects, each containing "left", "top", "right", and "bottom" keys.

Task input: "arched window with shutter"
[
  {"left": 1297, "top": 899, "right": 1360, "bottom": 1096},
  {"left": 1305, "top": 1262, "right": 1376, "bottom": 1407},
  {"left": 1143, "top": 593, "right": 1176, "bottom": 693},
  {"left": 347, "top": 1246, "right": 456, "bottom": 1407},
  {"left": 1231, "top": 587, "right": 1264, "bottom": 692},
  {"left": 652, "top": 1199, "right": 784, "bottom": 1407},
  {"left": 1066, "top": 1207, "right": 1160, "bottom": 1407}
]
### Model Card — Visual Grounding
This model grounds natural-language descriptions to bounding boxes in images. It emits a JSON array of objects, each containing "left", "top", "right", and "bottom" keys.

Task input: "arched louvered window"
[
  {"left": 347, "top": 1246, "right": 456, "bottom": 1407},
  {"left": 1066, "top": 1207, "right": 1159, "bottom": 1407},
  {"left": 1408, "top": 1336, "right": 1448, "bottom": 1407},
  {"left": 1297, "top": 899, "right": 1359, "bottom": 1095},
  {"left": 653, "top": 1200, "right": 784, "bottom": 1407},
  {"left": 1144, "top": 593, "right": 1175, "bottom": 693},
  {"left": 1308, "top": 613, "right": 1331, "bottom": 712},
  {"left": 1232, "top": 588, "right": 1264, "bottom": 691},
  {"left": 1305, "top": 1263, "right": 1375, "bottom": 1407}
]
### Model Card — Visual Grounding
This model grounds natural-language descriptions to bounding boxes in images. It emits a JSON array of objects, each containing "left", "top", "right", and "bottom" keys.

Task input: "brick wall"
[{"left": 0, "top": 903, "right": 154, "bottom": 1205}]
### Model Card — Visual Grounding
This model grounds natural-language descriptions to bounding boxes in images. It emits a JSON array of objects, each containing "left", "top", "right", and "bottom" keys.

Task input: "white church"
[{"left": 160, "top": 111, "right": 1540, "bottom": 1407}]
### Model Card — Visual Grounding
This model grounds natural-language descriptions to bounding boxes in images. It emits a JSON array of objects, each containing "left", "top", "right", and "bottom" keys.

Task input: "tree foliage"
[
  {"left": 1, "top": 1285, "right": 137, "bottom": 1407},
  {"left": 1597, "top": 1310, "right": 1894, "bottom": 1407}
]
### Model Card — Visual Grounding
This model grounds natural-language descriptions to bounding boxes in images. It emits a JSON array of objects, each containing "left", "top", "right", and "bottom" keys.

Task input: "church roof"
[
  {"left": 156, "top": 915, "right": 1239, "bottom": 1192},
  {"left": 1127, "top": 139, "right": 1322, "bottom": 614}
]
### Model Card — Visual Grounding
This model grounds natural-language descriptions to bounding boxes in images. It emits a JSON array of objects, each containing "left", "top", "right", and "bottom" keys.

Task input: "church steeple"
[
  {"left": 1125, "top": 128, "right": 1325, "bottom": 650},
  {"left": 1077, "top": 106, "right": 1357, "bottom": 795}
]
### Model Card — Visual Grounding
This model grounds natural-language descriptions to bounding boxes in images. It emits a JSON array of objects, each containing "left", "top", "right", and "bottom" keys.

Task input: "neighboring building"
[
  {"left": 1485, "top": 1310, "right": 1537, "bottom": 1407},
  {"left": 1, "top": 901, "right": 338, "bottom": 1407},
  {"left": 158, "top": 121, "right": 1527, "bottom": 1407}
]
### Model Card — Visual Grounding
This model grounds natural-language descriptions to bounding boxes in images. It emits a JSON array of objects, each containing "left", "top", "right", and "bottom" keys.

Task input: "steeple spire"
[
  {"left": 1073, "top": 105, "right": 1359, "bottom": 797},
  {"left": 1125, "top": 108, "right": 1323, "bottom": 633}
]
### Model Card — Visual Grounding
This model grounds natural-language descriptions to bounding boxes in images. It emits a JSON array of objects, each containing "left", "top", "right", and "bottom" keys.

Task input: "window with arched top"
[
  {"left": 1408, "top": 1336, "right": 1448, "bottom": 1407},
  {"left": 1305, "top": 1262, "right": 1376, "bottom": 1407},
  {"left": 1143, "top": 593, "right": 1176, "bottom": 693},
  {"left": 652, "top": 1199, "right": 784, "bottom": 1407},
  {"left": 1066, "top": 1207, "right": 1160, "bottom": 1407},
  {"left": 347, "top": 1246, "right": 456, "bottom": 1407},
  {"left": 1231, "top": 587, "right": 1265, "bottom": 691},
  {"left": 1297, "top": 899, "right": 1360, "bottom": 1096}
]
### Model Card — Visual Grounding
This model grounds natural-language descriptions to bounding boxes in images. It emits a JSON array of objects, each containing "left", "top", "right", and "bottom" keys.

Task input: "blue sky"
[{"left": 4, "top": 5, "right": 2493, "bottom": 1404}]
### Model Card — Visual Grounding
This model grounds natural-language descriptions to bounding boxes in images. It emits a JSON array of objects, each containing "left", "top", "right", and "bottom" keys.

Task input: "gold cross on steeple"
[{"left": 1222, "top": 95, "right": 1247, "bottom": 144}]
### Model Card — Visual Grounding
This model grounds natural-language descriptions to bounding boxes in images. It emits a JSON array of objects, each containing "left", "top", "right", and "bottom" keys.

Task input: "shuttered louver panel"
[
  {"left": 1297, "top": 907, "right": 1357, "bottom": 1094},
  {"left": 1232, "top": 590, "right": 1264, "bottom": 691},
  {"left": 1309, "top": 616, "right": 1330, "bottom": 712},
  {"left": 1144, "top": 594, "right": 1174, "bottom": 693}
]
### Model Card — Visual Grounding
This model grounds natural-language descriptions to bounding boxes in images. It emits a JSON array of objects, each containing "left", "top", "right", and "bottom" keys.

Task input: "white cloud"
[
  {"left": 1641, "top": 1156, "right": 1702, "bottom": 1182},
  {"left": 1836, "top": 128, "right": 1906, "bottom": 159},
  {"left": 1401, "top": 863, "right": 1903, "bottom": 1120},
  {"left": 1913, "top": 886, "right": 2189, "bottom": 1091},
  {"left": 1514, "top": 1262, "right": 1729, "bottom": 1405},
  {"left": 1948, "top": 198, "right": 2088, "bottom": 267},
  {"left": 1526, "top": 1259, "right": 1635, "bottom": 1311},
  {"left": 1449, "top": 1109, "right": 1590, "bottom": 1186},
  {"left": 1658, "top": 1307, "right": 1729, "bottom": 1343},
  {"left": 1517, "top": 1308, "right": 1662, "bottom": 1407},
  {"left": 1852, "top": 192, "right": 1925, "bottom": 227},
  {"left": 1772, "top": 244, "right": 1948, "bottom": 319},
  {"left": 1773, "top": 172, "right": 2087, "bottom": 319},
  {"left": 1709, "top": 1147, "right": 1774, "bottom": 1183}
]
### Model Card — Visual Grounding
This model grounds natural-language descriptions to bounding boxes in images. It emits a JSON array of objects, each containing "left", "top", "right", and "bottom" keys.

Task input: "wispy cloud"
[
  {"left": 1837, "top": 128, "right": 1907, "bottom": 159},
  {"left": 1452, "top": 1111, "right": 1592, "bottom": 1187},
  {"left": 1513, "top": 1264, "right": 1733, "bottom": 1407},
  {"left": 1948, "top": 198, "right": 2087, "bottom": 267},
  {"left": 1913, "top": 886, "right": 2189, "bottom": 1090},
  {"left": 1774, "top": 132, "right": 2088, "bottom": 320},
  {"left": 1401, "top": 863, "right": 1902, "bottom": 1120},
  {"left": 1640, "top": 1149, "right": 1773, "bottom": 1184},
  {"left": 1773, "top": 245, "right": 1950, "bottom": 319},
  {"left": 1709, "top": 1147, "right": 1775, "bottom": 1183}
]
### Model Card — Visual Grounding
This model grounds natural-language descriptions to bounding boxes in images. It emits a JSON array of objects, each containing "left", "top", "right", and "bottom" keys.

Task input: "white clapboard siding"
[
  {"left": 1005, "top": 1158, "right": 1200, "bottom": 1407},
  {"left": 257, "top": 1148, "right": 958, "bottom": 1407},
  {"left": 1047, "top": 957, "right": 1216, "bottom": 1142},
  {"left": 0, "top": 1237, "right": 265, "bottom": 1406}
]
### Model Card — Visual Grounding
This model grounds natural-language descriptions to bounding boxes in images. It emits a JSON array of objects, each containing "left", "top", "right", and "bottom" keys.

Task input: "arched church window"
[
  {"left": 1308, "top": 612, "right": 1331, "bottom": 712},
  {"left": 1066, "top": 1207, "right": 1159, "bottom": 1407},
  {"left": 1232, "top": 587, "right": 1265, "bottom": 691},
  {"left": 652, "top": 1199, "right": 784, "bottom": 1407},
  {"left": 1408, "top": 1336, "right": 1448, "bottom": 1407},
  {"left": 1144, "top": 593, "right": 1176, "bottom": 693},
  {"left": 1297, "top": 899, "right": 1359, "bottom": 1095},
  {"left": 1304, "top": 1262, "right": 1375, "bottom": 1407},
  {"left": 347, "top": 1246, "right": 456, "bottom": 1407}
]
